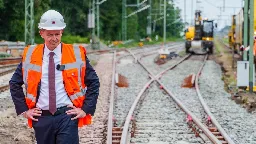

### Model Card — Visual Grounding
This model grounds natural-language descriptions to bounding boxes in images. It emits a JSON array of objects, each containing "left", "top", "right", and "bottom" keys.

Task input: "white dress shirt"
[{"left": 36, "top": 43, "right": 72, "bottom": 110}]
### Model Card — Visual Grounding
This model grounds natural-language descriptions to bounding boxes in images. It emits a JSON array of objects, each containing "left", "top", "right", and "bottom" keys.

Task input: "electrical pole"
[
  {"left": 123, "top": 0, "right": 149, "bottom": 41},
  {"left": 219, "top": 7, "right": 222, "bottom": 25},
  {"left": 122, "top": 0, "right": 127, "bottom": 41},
  {"left": 191, "top": 0, "right": 194, "bottom": 25},
  {"left": 97, "top": 0, "right": 100, "bottom": 39},
  {"left": 249, "top": 0, "right": 254, "bottom": 92},
  {"left": 243, "top": 0, "right": 248, "bottom": 61},
  {"left": 25, "top": 0, "right": 34, "bottom": 45},
  {"left": 223, "top": 0, "right": 225, "bottom": 11},
  {"left": 164, "top": 0, "right": 166, "bottom": 44},
  {"left": 92, "top": 0, "right": 96, "bottom": 38},
  {"left": 147, "top": 0, "right": 152, "bottom": 37},
  {"left": 184, "top": 0, "right": 186, "bottom": 25}
]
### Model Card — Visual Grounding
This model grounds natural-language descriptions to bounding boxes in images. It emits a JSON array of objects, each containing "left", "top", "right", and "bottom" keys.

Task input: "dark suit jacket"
[{"left": 9, "top": 56, "right": 100, "bottom": 116}]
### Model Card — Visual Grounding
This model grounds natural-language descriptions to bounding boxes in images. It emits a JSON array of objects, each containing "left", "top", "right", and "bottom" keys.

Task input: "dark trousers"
[{"left": 32, "top": 112, "right": 79, "bottom": 144}]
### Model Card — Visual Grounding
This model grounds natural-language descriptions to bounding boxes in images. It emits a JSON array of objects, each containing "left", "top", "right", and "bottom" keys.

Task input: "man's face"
[{"left": 40, "top": 30, "right": 63, "bottom": 50}]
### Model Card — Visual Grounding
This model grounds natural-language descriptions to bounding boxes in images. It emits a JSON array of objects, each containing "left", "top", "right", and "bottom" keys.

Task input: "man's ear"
[{"left": 39, "top": 30, "right": 44, "bottom": 38}]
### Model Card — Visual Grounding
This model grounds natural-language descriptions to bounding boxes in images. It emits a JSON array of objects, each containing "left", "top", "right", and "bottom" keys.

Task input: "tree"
[{"left": 0, "top": 0, "right": 183, "bottom": 42}]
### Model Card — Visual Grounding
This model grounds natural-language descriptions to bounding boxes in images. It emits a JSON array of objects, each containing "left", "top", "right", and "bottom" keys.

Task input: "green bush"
[
  {"left": 62, "top": 34, "right": 89, "bottom": 44},
  {"left": 0, "top": 53, "right": 11, "bottom": 58},
  {"left": 35, "top": 34, "right": 89, "bottom": 44}
]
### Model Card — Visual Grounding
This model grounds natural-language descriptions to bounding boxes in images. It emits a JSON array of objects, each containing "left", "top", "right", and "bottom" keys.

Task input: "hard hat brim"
[{"left": 38, "top": 26, "right": 66, "bottom": 30}]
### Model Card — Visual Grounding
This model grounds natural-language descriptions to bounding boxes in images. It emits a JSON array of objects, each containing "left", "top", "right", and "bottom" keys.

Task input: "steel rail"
[
  {"left": 0, "top": 84, "right": 9, "bottom": 92},
  {"left": 0, "top": 68, "right": 16, "bottom": 77},
  {"left": 139, "top": 44, "right": 183, "bottom": 59},
  {"left": 155, "top": 54, "right": 191, "bottom": 78},
  {"left": 87, "top": 42, "right": 177, "bottom": 55},
  {"left": 109, "top": 43, "right": 186, "bottom": 144},
  {"left": 155, "top": 79, "right": 221, "bottom": 144},
  {"left": 121, "top": 51, "right": 223, "bottom": 144},
  {"left": 150, "top": 55, "right": 222, "bottom": 144},
  {"left": 195, "top": 55, "right": 236, "bottom": 144},
  {"left": 117, "top": 42, "right": 181, "bottom": 62},
  {"left": 107, "top": 51, "right": 116, "bottom": 144},
  {"left": 0, "top": 57, "right": 22, "bottom": 65},
  {"left": 107, "top": 44, "right": 168, "bottom": 143},
  {"left": 120, "top": 79, "right": 154, "bottom": 144},
  {"left": 0, "top": 64, "right": 18, "bottom": 69}
]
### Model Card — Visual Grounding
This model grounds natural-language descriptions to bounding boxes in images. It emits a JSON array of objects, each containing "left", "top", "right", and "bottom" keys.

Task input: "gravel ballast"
[
  {"left": 160, "top": 58, "right": 206, "bottom": 121},
  {"left": 199, "top": 61, "right": 256, "bottom": 144},
  {"left": 79, "top": 53, "right": 113, "bottom": 144},
  {"left": 140, "top": 53, "right": 182, "bottom": 76},
  {"left": 131, "top": 83, "right": 207, "bottom": 144},
  {"left": 114, "top": 56, "right": 150, "bottom": 126}
]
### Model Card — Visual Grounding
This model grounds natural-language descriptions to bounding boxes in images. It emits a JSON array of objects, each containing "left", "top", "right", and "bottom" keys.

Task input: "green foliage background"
[{"left": 0, "top": 0, "right": 183, "bottom": 43}]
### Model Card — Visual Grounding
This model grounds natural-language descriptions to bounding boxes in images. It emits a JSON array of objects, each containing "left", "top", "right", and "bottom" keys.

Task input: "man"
[{"left": 9, "top": 10, "right": 100, "bottom": 144}]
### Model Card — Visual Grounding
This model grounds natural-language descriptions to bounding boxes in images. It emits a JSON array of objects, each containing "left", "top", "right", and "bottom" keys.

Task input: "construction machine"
[
  {"left": 228, "top": 15, "right": 236, "bottom": 51},
  {"left": 185, "top": 10, "right": 215, "bottom": 54},
  {"left": 185, "top": 10, "right": 202, "bottom": 53},
  {"left": 228, "top": 0, "right": 256, "bottom": 55},
  {"left": 185, "top": 26, "right": 195, "bottom": 53},
  {"left": 202, "top": 19, "right": 215, "bottom": 54}
]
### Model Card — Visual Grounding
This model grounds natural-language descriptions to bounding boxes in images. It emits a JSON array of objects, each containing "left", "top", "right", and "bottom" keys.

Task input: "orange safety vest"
[{"left": 22, "top": 43, "right": 92, "bottom": 128}]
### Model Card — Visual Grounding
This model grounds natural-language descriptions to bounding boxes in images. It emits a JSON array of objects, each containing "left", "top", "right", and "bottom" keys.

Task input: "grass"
[
  {"left": 114, "top": 37, "right": 183, "bottom": 49},
  {"left": 213, "top": 39, "right": 222, "bottom": 56},
  {"left": 222, "top": 37, "right": 229, "bottom": 45},
  {"left": 0, "top": 53, "right": 11, "bottom": 58},
  {"left": 214, "top": 38, "right": 237, "bottom": 91},
  {"left": 35, "top": 34, "right": 89, "bottom": 44}
]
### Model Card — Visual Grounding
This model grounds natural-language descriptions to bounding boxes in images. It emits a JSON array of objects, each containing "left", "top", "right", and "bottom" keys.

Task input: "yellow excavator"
[
  {"left": 185, "top": 10, "right": 215, "bottom": 54},
  {"left": 202, "top": 19, "right": 215, "bottom": 54}
]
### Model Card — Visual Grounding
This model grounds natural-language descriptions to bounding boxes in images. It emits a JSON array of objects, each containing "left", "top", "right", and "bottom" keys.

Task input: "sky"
[{"left": 172, "top": 0, "right": 243, "bottom": 30}]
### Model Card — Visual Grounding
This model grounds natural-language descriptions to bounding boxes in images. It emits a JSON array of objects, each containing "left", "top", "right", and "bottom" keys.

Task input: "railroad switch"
[
  {"left": 206, "top": 116, "right": 212, "bottom": 126},
  {"left": 186, "top": 115, "right": 193, "bottom": 123},
  {"left": 131, "top": 117, "right": 136, "bottom": 138},
  {"left": 112, "top": 127, "right": 122, "bottom": 144},
  {"left": 186, "top": 115, "right": 200, "bottom": 137},
  {"left": 112, "top": 116, "right": 117, "bottom": 127}
]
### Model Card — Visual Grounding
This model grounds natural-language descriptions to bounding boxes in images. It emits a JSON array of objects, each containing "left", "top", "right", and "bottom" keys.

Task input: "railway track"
[
  {"left": 121, "top": 53, "right": 219, "bottom": 144},
  {"left": 0, "top": 57, "right": 22, "bottom": 65},
  {"left": 108, "top": 44, "right": 213, "bottom": 143},
  {"left": 124, "top": 53, "right": 233, "bottom": 144},
  {"left": 106, "top": 42, "right": 235, "bottom": 144},
  {"left": 106, "top": 43, "right": 183, "bottom": 144},
  {"left": 0, "top": 63, "right": 18, "bottom": 69},
  {"left": 0, "top": 67, "right": 17, "bottom": 76},
  {"left": 0, "top": 84, "right": 9, "bottom": 92},
  {"left": 0, "top": 64, "right": 18, "bottom": 93},
  {"left": 78, "top": 44, "right": 179, "bottom": 143}
]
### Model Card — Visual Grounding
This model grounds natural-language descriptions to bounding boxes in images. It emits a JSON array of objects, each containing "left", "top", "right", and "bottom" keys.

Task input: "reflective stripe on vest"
[
  {"left": 22, "top": 45, "right": 39, "bottom": 101},
  {"left": 27, "top": 93, "right": 36, "bottom": 102},
  {"left": 22, "top": 45, "right": 38, "bottom": 86}
]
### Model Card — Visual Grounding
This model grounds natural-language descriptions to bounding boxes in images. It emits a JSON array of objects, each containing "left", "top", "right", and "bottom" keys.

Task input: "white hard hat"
[{"left": 38, "top": 10, "right": 66, "bottom": 30}]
